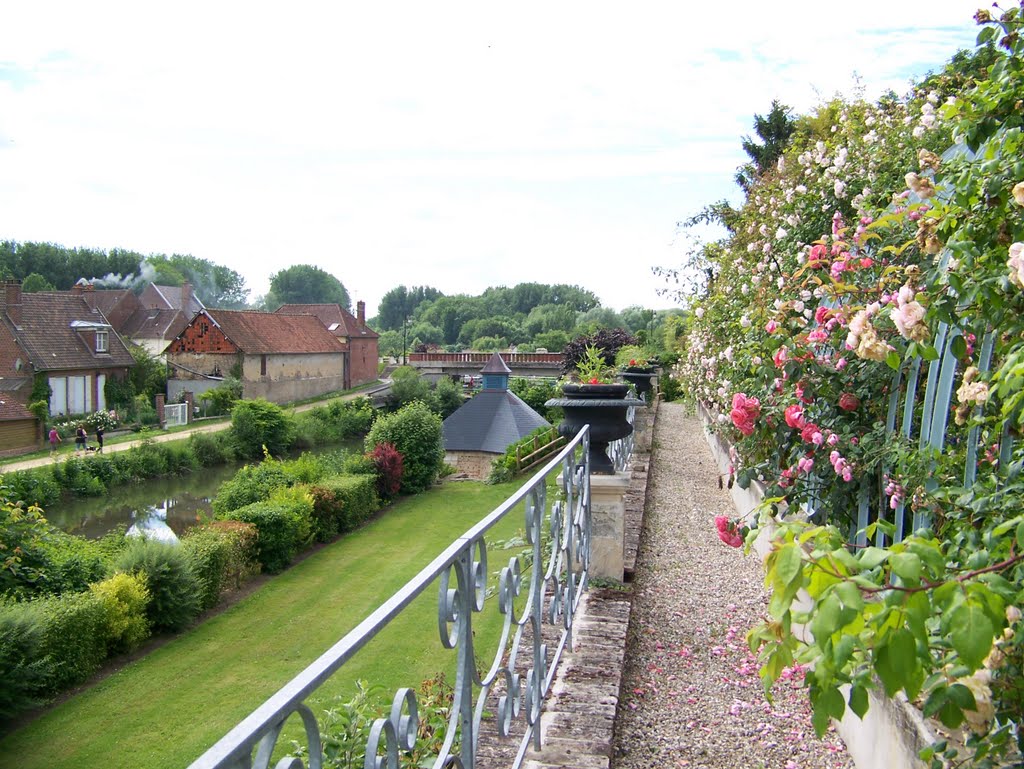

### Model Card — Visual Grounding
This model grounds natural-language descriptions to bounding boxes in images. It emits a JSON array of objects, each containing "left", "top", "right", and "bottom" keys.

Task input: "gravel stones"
[{"left": 610, "top": 403, "right": 853, "bottom": 769}]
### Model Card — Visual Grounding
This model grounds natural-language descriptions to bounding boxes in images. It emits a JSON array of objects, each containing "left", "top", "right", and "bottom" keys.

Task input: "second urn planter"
[{"left": 546, "top": 383, "right": 644, "bottom": 474}]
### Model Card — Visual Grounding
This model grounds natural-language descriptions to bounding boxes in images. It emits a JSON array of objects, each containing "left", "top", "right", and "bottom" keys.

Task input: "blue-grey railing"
[{"left": 189, "top": 427, "right": 593, "bottom": 769}]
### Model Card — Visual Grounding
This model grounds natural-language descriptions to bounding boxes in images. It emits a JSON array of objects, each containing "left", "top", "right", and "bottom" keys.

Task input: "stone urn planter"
[
  {"left": 546, "top": 383, "right": 644, "bottom": 474},
  {"left": 619, "top": 366, "right": 658, "bottom": 400}
]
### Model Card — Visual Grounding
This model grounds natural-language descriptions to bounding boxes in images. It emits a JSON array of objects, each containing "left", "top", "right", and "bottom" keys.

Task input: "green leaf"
[
  {"left": 857, "top": 547, "right": 890, "bottom": 570},
  {"left": 890, "top": 552, "right": 922, "bottom": 582},
  {"left": 949, "top": 603, "right": 995, "bottom": 669},
  {"left": 773, "top": 543, "right": 803, "bottom": 590},
  {"left": 835, "top": 580, "right": 864, "bottom": 611},
  {"left": 848, "top": 684, "right": 869, "bottom": 719},
  {"left": 875, "top": 628, "right": 916, "bottom": 696},
  {"left": 833, "top": 634, "right": 856, "bottom": 667},
  {"left": 1017, "top": 520, "right": 1024, "bottom": 550},
  {"left": 810, "top": 594, "right": 841, "bottom": 645},
  {"left": 886, "top": 350, "right": 901, "bottom": 371},
  {"left": 950, "top": 335, "right": 968, "bottom": 360}
]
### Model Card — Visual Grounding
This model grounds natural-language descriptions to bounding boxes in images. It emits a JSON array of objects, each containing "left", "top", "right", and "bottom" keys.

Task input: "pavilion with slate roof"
[{"left": 441, "top": 352, "right": 550, "bottom": 480}]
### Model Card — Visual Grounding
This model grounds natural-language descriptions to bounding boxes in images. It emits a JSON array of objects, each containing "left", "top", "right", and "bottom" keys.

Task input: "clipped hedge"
[
  {"left": 0, "top": 604, "right": 48, "bottom": 719},
  {"left": 180, "top": 529, "right": 232, "bottom": 611},
  {"left": 33, "top": 590, "right": 109, "bottom": 694},
  {"left": 189, "top": 520, "right": 259, "bottom": 591},
  {"left": 225, "top": 486, "right": 315, "bottom": 574},
  {"left": 211, "top": 462, "right": 290, "bottom": 516},
  {"left": 318, "top": 474, "right": 380, "bottom": 532}
]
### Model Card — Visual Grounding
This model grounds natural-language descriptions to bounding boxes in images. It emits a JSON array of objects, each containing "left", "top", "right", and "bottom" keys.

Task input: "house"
[
  {"left": 165, "top": 308, "right": 348, "bottom": 404},
  {"left": 441, "top": 353, "right": 551, "bottom": 479},
  {"left": 273, "top": 301, "right": 379, "bottom": 388},
  {"left": 87, "top": 281, "right": 205, "bottom": 356},
  {"left": 0, "top": 279, "right": 134, "bottom": 423}
]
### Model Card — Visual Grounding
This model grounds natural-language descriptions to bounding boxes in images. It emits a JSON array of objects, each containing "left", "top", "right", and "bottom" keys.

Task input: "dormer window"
[{"left": 96, "top": 330, "right": 108, "bottom": 353}]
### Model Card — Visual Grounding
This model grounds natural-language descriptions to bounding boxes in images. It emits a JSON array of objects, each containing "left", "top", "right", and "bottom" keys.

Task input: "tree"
[
  {"left": 734, "top": 100, "right": 796, "bottom": 192},
  {"left": 376, "top": 285, "right": 444, "bottom": 331},
  {"left": 385, "top": 366, "right": 431, "bottom": 411},
  {"left": 266, "top": 265, "right": 349, "bottom": 310},
  {"left": 20, "top": 273, "right": 55, "bottom": 293},
  {"left": 229, "top": 399, "right": 297, "bottom": 459},
  {"left": 429, "top": 376, "right": 463, "bottom": 419}
]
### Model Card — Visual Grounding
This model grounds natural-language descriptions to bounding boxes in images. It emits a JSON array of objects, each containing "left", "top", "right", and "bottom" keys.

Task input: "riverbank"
[{"left": 0, "top": 382, "right": 389, "bottom": 476}]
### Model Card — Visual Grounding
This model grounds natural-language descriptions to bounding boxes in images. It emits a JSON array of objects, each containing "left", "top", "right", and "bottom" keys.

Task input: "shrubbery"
[
  {"left": 230, "top": 399, "right": 296, "bottom": 459},
  {"left": 294, "top": 398, "right": 375, "bottom": 448},
  {"left": 365, "top": 401, "right": 443, "bottom": 494},
  {"left": 114, "top": 539, "right": 202, "bottom": 633},
  {"left": 90, "top": 572, "right": 151, "bottom": 654},
  {"left": 368, "top": 442, "right": 403, "bottom": 500},
  {"left": 34, "top": 590, "right": 109, "bottom": 693},
  {"left": 211, "top": 461, "right": 291, "bottom": 516},
  {"left": 187, "top": 521, "right": 260, "bottom": 591},
  {"left": 316, "top": 475, "right": 380, "bottom": 532},
  {"left": 0, "top": 605, "right": 48, "bottom": 719},
  {"left": 180, "top": 528, "right": 233, "bottom": 611}
]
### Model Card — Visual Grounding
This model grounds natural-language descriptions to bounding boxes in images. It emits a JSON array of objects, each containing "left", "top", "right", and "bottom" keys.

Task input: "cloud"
[{"left": 0, "top": 0, "right": 983, "bottom": 316}]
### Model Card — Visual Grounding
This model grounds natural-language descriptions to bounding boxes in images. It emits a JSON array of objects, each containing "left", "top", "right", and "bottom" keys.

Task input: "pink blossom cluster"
[
  {"left": 715, "top": 515, "right": 744, "bottom": 547},
  {"left": 730, "top": 392, "right": 761, "bottom": 436},
  {"left": 884, "top": 477, "right": 906, "bottom": 510},
  {"left": 829, "top": 450, "right": 854, "bottom": 482}
]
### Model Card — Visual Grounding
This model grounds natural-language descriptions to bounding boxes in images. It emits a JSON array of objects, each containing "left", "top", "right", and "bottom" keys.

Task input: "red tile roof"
[
  {"left": 3, "top": 292, "right": 135, "bottom": 372},
  {"left": 193, "top": 309, "right": 345, "bottom": 354},
  {"left": 274, "top": 303, "right": 378, "bottom": 339}
]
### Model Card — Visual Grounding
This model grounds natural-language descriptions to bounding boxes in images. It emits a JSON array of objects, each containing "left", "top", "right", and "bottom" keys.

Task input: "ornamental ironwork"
[{"left": 189, "top": 427, "right": 594, "bottom": 769}]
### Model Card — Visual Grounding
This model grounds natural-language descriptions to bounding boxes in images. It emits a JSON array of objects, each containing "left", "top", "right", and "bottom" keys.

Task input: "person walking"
[
  {"left": 95, "top": 425, "right": 104, "bottom": 453},
  {"left": 48, "top": 426, "right": 62, "bottom": 455},
  {"left": 75, "top": 424, "right": 87, "bottom": 455}
]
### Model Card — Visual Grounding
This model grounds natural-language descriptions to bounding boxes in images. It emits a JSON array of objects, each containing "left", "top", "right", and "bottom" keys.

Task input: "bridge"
[{"left": 406, "top": 351, "right": 563, "bottom": 380}]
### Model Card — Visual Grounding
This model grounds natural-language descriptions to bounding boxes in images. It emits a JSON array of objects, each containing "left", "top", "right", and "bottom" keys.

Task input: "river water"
[{"left": 45, "top": 440, "right": 363, "bottom": 541}]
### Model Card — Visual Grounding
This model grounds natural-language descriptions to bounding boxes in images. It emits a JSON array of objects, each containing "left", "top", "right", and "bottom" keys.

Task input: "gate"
[{"left": 164, "top": 402, "right": 188, "bottom": 428}]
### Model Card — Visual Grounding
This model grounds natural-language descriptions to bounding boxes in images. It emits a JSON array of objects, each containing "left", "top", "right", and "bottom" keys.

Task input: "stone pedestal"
[{"left": 589, "top": 472, "right": 630, "bottom": 581}]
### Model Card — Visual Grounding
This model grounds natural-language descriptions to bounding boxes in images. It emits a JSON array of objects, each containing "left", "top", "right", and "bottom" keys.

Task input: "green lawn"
[{"left": 0, "top": 478, "right": 533, "bottom": 769}]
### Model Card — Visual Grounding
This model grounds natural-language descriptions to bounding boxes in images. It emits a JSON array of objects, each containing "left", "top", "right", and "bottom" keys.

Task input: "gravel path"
[{"left": 611, "top": 402, "right": 853, "bottom": 769}]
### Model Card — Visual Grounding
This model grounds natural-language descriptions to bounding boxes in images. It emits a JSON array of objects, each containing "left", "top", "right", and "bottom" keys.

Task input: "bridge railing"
[
  {"left": 408, "top": 353, "right": 563, "bottom": 365},
  {"left": 188, "top": 427, "right": 594, "bottom": 769}
]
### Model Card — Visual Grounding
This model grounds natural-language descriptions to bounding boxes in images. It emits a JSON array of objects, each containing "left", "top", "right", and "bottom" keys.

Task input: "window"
[{"left": 96, "top": 330, "right": 108, "bottom": 353}]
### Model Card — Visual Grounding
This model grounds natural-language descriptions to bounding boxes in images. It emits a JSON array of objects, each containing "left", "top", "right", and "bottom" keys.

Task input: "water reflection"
[{"left": 126, "top": 498, "right": 184, "bottom": 543}]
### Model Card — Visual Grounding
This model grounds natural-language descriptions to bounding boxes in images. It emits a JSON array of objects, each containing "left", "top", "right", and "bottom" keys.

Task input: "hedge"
[{"left": 316, "top": 474, "right": 380, "bottom": 532}]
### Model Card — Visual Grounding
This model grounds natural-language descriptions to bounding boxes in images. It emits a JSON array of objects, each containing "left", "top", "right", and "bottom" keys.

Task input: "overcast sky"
[{"left": 0, "top": 2, "right": 983, "bottom": 317}]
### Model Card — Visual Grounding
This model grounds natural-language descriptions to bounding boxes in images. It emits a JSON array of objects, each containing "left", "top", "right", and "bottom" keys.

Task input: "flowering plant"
[
  {"left": 714, "top": 515, "right": 747, "bottom": 547},
  {"left": 614, "top": 345, "right": 652, "bottom": 370},
  {"left": 568, "top": 344, "right": 616, "bottom": 385},
  {"left": 666, "top": 7, "right": 1024, "bottom": 765}
]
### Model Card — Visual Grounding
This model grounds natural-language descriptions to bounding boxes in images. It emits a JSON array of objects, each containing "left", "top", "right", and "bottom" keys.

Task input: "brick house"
[
  {"left": 88, "top": 281, "right": 205, "bottom": 356},
  {"left": 0, "top": 279, "right": 134, "bottom": 425},
  {"left": 165, "top": 309, "right": 348, "bottom": 404},
  {"left": 274, "top": 301, "right": 379, "bottom": 388}
]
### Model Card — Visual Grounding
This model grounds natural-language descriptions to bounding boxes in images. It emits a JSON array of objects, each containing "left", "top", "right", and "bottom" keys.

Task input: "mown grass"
[{"left": 0, "top": 477, "right": 535, "bottom": 769}]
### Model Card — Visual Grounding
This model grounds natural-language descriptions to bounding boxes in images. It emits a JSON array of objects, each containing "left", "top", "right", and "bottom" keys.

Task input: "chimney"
[
  {"left": 357, "top": 300, "right": 366, "bottom": 327},
  {"left": 1, "top": 280, "right": 22, "bottom": 324},
  {"left": 181, "top": 281, "right": 193, "bottom": 312}
]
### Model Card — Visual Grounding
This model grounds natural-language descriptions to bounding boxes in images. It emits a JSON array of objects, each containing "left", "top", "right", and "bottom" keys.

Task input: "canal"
[{"left": 44, "top": 439, "right": 364, "bottom": 542}]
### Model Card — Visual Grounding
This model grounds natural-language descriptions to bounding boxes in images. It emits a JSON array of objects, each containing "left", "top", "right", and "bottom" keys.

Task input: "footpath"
[
  {"left": 0, "top": 383, "right": 390, "bottom": 476},
  {"left": 523, "top": 402, "right": 854, "bottom": 769}
]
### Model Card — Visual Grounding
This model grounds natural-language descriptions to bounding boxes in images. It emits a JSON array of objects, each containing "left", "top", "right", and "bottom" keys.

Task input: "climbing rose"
[
  {"left": 1013, "top": 182, "right": 1024, "bottom": 207},
  {"left": 838, "top": 392, "right": 860, "bottom": 411},
  {"left": 800, "top": 423, "right": 821, "bottom": 444},
  {"left": 1007, "top": 242, "right": 1024, "bottom": 288},
  {"left": 730, "top": 393, "right": 761, "bottom": 436},
  {"left": 784, "top": 404, "right": 806, "bottom": 429},
  {"left": 773, "top": 346, "right": 789, "bottom": 368},
  {"left": 714, "top": 516, "right": 744, "bottom": 548},
  {"left": 765, "top": 319, "right": 779, "bottom": 334}
]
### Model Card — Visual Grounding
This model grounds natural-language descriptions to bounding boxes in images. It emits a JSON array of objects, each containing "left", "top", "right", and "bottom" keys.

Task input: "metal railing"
[{"left": 189, "top": 427, "right": 594, "bottom": 769}]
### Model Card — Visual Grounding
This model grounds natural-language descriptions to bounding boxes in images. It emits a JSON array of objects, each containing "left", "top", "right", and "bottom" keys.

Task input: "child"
[{"left": 49, "top": 426, "right": 62, "bottom": 454}]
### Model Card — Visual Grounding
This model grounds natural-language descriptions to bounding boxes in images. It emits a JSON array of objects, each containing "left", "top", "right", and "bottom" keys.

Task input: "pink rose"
[
  {"left": 773, "top": 346, "right": 789, "bottom": 368},
  {"left": 838, "top": 392, "right": 860, "bottom": 411},
  {"left": 800, "top": 423, "right": 820, "bottom": 443},
  {"left": 784, "top": 404, "right": 806, "bottom": 429},
  {"left": 765, "top": 320, "right": 779, "bottom": 334}
]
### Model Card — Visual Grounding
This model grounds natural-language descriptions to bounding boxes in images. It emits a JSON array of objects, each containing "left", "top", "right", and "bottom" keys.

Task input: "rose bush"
[{"left": 670, "top": 7, "right": 1024, "bottom": 766}]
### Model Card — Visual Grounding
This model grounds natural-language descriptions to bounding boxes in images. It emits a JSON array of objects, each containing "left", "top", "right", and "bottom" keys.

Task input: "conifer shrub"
[
  {"left": 113, "top": 539, "right": 202, "bottom": 633},
  {"left": 90, "top": 571, "right": 151, "bottom": 654}
]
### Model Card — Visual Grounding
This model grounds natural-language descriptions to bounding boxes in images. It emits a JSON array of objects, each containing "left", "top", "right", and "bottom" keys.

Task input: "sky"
[{"left": 0, "top": 1, "right": 985, "bottom": 318}]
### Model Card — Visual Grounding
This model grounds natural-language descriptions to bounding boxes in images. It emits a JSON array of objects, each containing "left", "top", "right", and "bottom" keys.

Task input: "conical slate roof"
[{"left": 442, "top": 389, "right": 550, "bottom": 454}]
